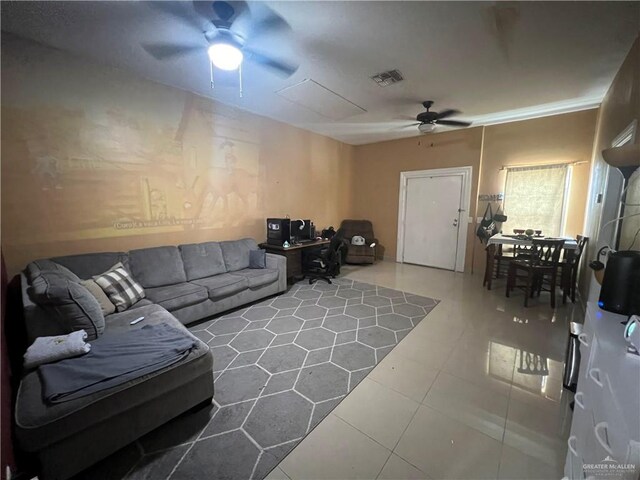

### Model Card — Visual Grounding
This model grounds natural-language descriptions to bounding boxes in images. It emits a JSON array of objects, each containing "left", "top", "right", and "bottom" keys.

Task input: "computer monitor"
[{"left": 291, "top": 219, "right": 312, "bottom": 242}]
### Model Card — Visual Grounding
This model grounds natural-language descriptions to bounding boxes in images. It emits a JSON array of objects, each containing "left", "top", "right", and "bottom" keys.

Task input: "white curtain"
[{"left": 504, "top": 164, "right": 568, "bottom": 237}]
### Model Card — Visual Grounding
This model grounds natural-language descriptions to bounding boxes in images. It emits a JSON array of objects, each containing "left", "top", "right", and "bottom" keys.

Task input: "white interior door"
[{"left": 402, "top": 175, "right": 463, "bottom": 270}]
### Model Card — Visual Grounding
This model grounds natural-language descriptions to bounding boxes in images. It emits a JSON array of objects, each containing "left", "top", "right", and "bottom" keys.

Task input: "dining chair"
[
  {"left": 483, "top": 241, "right": 540, "bottom": 290},
  {"left": 483, "top": 244, "right": 515, "bottom": 290},
  {"left": 560, "top": 235, "right": 589, "bottom": 304},
  {"left": 506, "top": 239, "right": 565, "bottom": 308},
  {"left": 514, "top": 244, "right": 535, "bottom": 259}
]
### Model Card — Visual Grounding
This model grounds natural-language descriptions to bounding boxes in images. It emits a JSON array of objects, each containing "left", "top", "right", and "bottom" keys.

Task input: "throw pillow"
[
  {"left": 351, "top": 235, "right": 365, "bottom": 246},
  {"left": 93, "top": 262, "right": 145, "bottom": 312},
  {"left": 81, "top": 279, "right": 116, "bottom": 315},
  {"left": 249, "top": 249, "right": 266, "bottom": 269}
]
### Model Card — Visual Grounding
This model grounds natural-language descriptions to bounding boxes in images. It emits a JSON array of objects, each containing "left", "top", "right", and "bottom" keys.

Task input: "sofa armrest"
[{"left": 266, "top": 253, "right": 287, "bottom": 292}]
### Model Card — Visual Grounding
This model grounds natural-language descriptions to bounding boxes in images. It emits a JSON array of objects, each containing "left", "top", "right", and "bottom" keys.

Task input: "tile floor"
[{"left": 268, "top": 260, "right": 581, "bottom": 480}]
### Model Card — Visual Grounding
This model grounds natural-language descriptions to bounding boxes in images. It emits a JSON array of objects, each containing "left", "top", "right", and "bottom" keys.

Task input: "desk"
[{"left": 260, "top": 240, "right": 330, "bottom": 283}]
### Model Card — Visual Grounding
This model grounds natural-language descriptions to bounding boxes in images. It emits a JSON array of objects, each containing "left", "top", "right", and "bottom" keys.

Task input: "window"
[{"left": 503, "top": 164, "right": 570, "bottom": 237}]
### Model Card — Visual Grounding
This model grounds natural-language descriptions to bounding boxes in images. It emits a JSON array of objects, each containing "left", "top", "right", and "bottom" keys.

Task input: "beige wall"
[
  {"left": 1, "top": 35, "right": 354, "bottom": 276},
  {"left": 0, "top": 33, "right": 612, "bottom": 280},
  {"left": 477, "top": 110, "right": 598, "bottom": 271},
  {"left": 581, "top": 35, "right": 640, "bottom": 302},
  {"left": 351, "top": 111, "right": 597, "bottom": 273},
  {"left": 352, "top": 128, "right": 484, "bottom": 270}
]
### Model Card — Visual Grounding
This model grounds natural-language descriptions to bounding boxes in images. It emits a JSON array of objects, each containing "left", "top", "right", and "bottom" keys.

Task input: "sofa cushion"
[
  {"left": 344, "top": 245, "right": 375, "bottom": 265},
  {"left": 345, "top": 245, "right": 375, "bottom": 257},
  {"left": 145, "top": 283, "right": 208, "bottom": 311},
  {"left": 51, "top": 252, "right": 129, "bottom": 280},
  {"left": 129, "top": 246, "right": 187, "bottom": 288},
  {"left": 191, "top": 273, "right": 249, "bottom": 299},
  {"left": 15, "top": 304, "right": 212, "bottom": 452},
  {"left": 126, "top": 298, "right": 154, "bottom": 310},
  {"left": 249, "top": 249, "right": 267, "bottom": 269},
  {"left": 93, "top": 263, "right": 146, "bottom": 312},
  {"left": 179, "top": 242, "right": 227, "bottom": 280},
  {"left": 28, "top": 272, "right": 105, "bottom": 340},
  {"left": 219, "top": 238, "right": 259, "bottom": 272},
  {"left": 230, "top": 268, "right": 279, "bottom": 288},
  {"left": 25, "top": 260, "right": 80, "bottom": 284},
  {"left": 81, "top": 279, "right": 116, "bottom": 315}
]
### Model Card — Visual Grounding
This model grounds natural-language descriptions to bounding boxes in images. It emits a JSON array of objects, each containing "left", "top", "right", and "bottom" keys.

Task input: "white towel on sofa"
[{"left": 24, "top": 330, "right": 91, "bottom": 369}]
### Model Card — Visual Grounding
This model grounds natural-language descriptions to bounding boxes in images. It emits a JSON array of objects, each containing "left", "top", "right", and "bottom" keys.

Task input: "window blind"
[{"left": 503, "top": 164, "right": 569, "bottom": 237}]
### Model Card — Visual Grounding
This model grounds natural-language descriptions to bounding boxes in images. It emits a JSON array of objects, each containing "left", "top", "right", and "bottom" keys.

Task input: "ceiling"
[{"left": 2, "top": 1, "right": 639, "bottom": 145}]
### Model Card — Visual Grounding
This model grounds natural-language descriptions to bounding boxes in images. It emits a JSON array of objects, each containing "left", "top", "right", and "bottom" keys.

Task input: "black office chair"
[{"left": 302, "top": 229, "right": 346, "bottom": 284}]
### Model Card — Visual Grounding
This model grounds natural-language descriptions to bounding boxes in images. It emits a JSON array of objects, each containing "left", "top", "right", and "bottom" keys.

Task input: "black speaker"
[{"left": 598, "top": 250, "right": 640, "bottom": 316}]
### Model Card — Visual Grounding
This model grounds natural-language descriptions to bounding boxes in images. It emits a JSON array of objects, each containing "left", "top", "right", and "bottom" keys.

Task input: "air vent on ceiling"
[{"left": 370, "top": 69, "right": 404, "bottom": 87}]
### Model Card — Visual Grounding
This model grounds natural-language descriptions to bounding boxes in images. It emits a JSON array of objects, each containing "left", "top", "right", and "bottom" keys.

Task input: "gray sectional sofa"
[{"left": 16, "top": 238, "right": 287, "bottom": 480}]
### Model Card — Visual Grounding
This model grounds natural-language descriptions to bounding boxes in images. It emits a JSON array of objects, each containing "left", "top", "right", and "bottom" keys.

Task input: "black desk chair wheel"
[{"left": 302, "top": 229, "right": 345, "bottom": 284}]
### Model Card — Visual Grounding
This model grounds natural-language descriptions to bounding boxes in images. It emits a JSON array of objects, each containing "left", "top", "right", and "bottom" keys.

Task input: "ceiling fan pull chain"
[
  {"left": 238, "top": 62, "right": 243, "bottom": 98},
  {"left": 210, "top": 60, "right": 215, "bottom": 90}
]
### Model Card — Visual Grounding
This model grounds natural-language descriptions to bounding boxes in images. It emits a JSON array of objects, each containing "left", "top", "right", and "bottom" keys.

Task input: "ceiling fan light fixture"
[
  {"left": 418, "top": 123, "right": 436, "bottom": 133},
  {"left": 208, "top": 42, "right": 243, "bottom": 71}
]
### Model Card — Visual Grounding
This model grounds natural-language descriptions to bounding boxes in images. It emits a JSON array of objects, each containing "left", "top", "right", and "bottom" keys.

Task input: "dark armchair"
[{"left": 340, "top": 219, "right": 377, "bottom": 264}]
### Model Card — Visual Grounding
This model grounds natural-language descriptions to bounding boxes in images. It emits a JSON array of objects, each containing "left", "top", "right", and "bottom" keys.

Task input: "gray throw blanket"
[
  {"left": 24, "top": 329, "right": 91, "bottom": 369},
  {"left": 39, "top": 323, "right": 197, "bottom": 403}
]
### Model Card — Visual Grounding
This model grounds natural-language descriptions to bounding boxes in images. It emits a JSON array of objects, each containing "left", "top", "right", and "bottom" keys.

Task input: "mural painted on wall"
[{"left": 2, "top": 92, "right": 261, "bottom": 244}]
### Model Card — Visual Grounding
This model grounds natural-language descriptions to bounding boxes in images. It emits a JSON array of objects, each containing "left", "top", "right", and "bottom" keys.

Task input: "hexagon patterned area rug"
[{"left": 75, "top": 278, "right": 438, "bottom": 480}]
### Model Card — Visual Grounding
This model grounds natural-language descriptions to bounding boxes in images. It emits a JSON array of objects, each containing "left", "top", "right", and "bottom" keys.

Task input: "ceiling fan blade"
[
  {"left": 252, "top": 5, "right": 291, "bottom": 35},
  {"left": 436, "top": 109, "right": 461, "bottom": 120},
  {"left": 228, "top": 5, "right": 253, "bottom": 37},
  {"left": 142, "top": 43, "right": 204, "bottom": 61},
  {"left": 193, "top": 1, "right": 240, "bottom": 21},
  {"left": 396, "top": 115, "right": 418, "bottom": 121},
  {"left": 394, "top": 123, "right": 421, "bottom": 130},
  {"left": 244, "top": 48, "right": 298, "bottom": 77},
  {"left": 232, "top": 3, "right": 291, "bottom": 40},
  {"left": 194, "top": 1, "right": 250, "bottom": 27},
  {"left": 435, "top": 119, "right": 472, "bottom": 127},
  {"left": 146, "top": 1, "right": 204, "bottom": 31},
  {"left": 212, "top": 0, "right": 236, "bottom": 22}
]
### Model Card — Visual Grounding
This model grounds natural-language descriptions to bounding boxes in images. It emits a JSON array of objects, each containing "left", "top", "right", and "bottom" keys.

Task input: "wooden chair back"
[
  {"left": 532, "top": 239, "right": 565, "bottom": 266},
  {"left": 574, "top": 235, "right": 589, "bottom": 263},
  {"left": 514, "top": 244, "right": 534, "bottom": 258}
]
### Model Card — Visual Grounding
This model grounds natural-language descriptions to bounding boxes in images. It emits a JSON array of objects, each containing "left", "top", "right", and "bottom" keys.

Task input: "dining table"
[
  {"left": 483, "top": 233, "right": 578, "bottom": 290},
  {"left": 487, "top": 233, "right": 578, "bottom": 250}
]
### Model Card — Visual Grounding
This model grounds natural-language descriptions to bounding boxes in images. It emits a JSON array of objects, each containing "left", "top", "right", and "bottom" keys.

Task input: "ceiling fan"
[
  {"left": 143, "top": 1, "right": 299, "bottom": 77},
  {"left": 399, "top": 101, "right": 472, "bottom": 133}
]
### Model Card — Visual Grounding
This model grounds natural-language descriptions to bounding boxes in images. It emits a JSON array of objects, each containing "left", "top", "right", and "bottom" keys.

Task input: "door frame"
[{"left": 396, "top": 166, "right": 473, "bottom": 272}]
